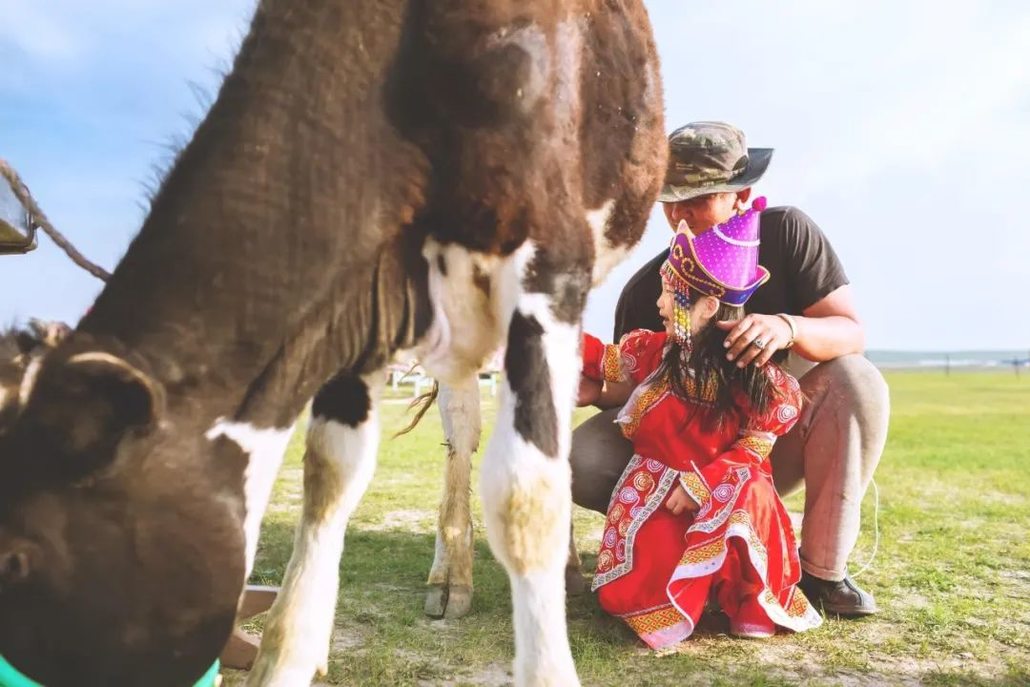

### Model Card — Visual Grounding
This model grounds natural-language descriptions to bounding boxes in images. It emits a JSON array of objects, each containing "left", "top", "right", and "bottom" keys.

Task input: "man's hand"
[
  {"left": 577, "top": 375, "right": 603, "bottom": 407},
  {"left": 665, "top": 483, "right": 700, "bottom": 516},
  {"left": 716, "top": 313, "right": 794, "bottom": 368}
]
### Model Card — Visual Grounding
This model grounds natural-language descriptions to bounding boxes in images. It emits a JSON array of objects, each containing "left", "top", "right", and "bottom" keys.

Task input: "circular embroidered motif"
[
  {"left": 712, "top": 484, "right": 734, "bottom": 502},
  {"left": 604, "top": 527, "right": 617, "bottom": 548},
  {"left": 777, "top": 404, "right": 799, "bottom": 423},
  {"left": 618, "top": 518, "right": 630, "bottom": 537},
  {"left": 630, "top": 505, "right": 644, "bottom": 519},
  {"left": 610, "top": 503, "right": 626, "bottom": 522},
  {"left": 616, "top": 540, "right": 627, "bottom": 562},
  {"left": 618, "top": 487, "right": 638, "bottom": 504},
  {"left": 633, "top": 472, "right": 655, "bottom": 492},
  {"left": 645, "top": 459, "right": 665, "bottom": 473},
  {"left": 597, "top": 550, "right": 614, "bottom": 571}
]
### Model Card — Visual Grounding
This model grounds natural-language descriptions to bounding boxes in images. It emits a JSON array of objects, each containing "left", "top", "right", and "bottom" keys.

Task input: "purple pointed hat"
[{"left": 660, "top": 196, "right": 771, "bottom": 306}]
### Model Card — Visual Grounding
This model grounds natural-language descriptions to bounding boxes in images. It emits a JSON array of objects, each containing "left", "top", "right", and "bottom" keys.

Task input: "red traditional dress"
[{"left": 582, "top": 329, "right": 822, "bottom": 649}]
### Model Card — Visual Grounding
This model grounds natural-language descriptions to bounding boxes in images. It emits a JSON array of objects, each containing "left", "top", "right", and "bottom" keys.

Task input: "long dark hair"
[{"left": 656, "top": 288, "right": 782, "bottom": 431}]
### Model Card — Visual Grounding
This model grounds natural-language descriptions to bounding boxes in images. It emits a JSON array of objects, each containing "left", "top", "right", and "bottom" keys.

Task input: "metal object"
[{"left": 0, "top": 171, "right": 37, "bottom": 254}]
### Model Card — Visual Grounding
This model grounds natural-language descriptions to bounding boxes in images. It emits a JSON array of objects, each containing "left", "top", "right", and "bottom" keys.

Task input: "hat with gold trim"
[{"left": 660, "top": 196, "right": 770, "bottom": 307}]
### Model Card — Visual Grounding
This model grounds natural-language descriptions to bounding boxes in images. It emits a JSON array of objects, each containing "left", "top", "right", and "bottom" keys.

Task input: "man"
[{"left": 571, "top": 121, "right": 889, "bottom": 616}]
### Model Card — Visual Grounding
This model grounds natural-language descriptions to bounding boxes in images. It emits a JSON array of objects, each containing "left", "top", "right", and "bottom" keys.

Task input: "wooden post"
[{"left": 219, "top": 585, "right": 279, "bottom": 670}]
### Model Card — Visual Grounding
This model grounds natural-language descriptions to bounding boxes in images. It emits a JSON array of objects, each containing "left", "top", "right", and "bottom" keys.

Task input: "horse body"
[{"left": 0, "top": 2, "right": 664, "bottom": 685}]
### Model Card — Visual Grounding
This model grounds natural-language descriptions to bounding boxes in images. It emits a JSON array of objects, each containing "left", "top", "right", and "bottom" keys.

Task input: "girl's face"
[
  {"left": 657, "top": 284, "right": 677, "bottom": 337},
  {"left": 657, "top": 282, "right": 719, "bottom": 338}
]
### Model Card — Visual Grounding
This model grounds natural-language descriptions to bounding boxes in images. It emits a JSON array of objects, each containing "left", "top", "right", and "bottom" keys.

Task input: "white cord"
[{"left": 849, "top": 478, "right": 879, "bottom": 579}]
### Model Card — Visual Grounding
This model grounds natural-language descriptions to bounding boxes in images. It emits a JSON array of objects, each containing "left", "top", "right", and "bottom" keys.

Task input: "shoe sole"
[{"left": 820, "top": 602, "right": 879, "bottom": 617}]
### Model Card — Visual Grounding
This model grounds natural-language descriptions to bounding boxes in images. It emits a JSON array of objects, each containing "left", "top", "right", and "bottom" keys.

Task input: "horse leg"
[
  {"left": 426, "top": 378, "right": 480, "bottom": 619},
  {"left": 246, "top": 371, "right": 384, "bottom": 687}
]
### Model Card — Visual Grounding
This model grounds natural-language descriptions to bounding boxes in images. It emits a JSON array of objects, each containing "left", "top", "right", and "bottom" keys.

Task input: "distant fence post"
[{"left": 945, "top": 353, "right": 950, "bottom": 376}]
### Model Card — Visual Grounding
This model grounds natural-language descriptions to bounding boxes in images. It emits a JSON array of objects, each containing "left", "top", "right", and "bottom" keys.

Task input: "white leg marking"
[
  {"left": 246, "top": 375, "right": 382, "bottom": 687},
  {"left": 479, "top": 246, "right": 582, "bottom": 686},
  {"left": 426, "top": 377, "right": 480, "bottom": 618},
  {"left": 205, "top": 419, "right": 294, "bottom": 579}
]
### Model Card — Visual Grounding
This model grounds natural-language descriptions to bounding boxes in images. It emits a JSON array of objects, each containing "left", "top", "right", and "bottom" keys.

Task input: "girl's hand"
[
  {"left": 665, "top": 483, "right": 700, "bottom": 516},
  {"left": 577, "top": 375, "right": 603, "bottom": 406}
]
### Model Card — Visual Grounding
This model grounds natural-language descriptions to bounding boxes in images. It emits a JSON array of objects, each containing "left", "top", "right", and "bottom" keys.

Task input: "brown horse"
[{"left": 0, "top": 2, "right": 665, "bottom": 685}]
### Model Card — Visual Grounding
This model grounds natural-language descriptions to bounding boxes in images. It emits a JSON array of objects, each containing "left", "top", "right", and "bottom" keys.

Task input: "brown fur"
[{"left": 0, "top": 2, "right": 664, "bottom": 684}]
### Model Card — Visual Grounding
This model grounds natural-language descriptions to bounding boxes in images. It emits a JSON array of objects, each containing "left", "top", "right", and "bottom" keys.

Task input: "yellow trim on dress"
[{"left": 622, "top": 605, "right": 685, "bottom": 636}]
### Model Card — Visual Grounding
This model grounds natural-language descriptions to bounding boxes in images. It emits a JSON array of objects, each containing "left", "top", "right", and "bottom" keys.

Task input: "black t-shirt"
[{"left": 613, "top": 206, "right": 848, "bottom": 340}]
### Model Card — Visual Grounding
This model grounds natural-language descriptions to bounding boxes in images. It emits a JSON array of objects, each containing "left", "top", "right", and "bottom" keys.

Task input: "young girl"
[{"left": 580, "top": 197, "right": 822, "bottom": 648}]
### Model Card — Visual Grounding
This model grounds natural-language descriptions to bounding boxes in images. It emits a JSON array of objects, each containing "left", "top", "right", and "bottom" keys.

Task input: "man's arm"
[
  {"left": 720, "top": 207, "right": 864, "bottom": 367},
  {"left": 719, "top": 285, "right": 864, "bottom": 366},
  {"left": 793, "top": 284, "right": 865, "bottom": 361}
]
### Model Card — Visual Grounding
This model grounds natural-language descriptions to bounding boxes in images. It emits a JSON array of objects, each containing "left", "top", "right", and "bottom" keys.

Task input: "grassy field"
[{"left": 225, "top": 371, "right": 1030, "bottom": 686}]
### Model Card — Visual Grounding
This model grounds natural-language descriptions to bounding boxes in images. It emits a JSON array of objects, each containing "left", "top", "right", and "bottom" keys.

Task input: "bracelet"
[{"left": 776, "top": 313, "right": 798, "bottom": 349}]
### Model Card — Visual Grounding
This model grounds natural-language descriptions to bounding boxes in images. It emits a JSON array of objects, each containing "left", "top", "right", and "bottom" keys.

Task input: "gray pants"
[{"left": 569, "top": 354, "right": 890, "bottom": 582}]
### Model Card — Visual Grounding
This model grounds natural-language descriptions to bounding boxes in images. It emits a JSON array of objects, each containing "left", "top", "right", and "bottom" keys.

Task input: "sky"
[{"left": 2, "top": 0, "right": 1029, "bottom": 351}]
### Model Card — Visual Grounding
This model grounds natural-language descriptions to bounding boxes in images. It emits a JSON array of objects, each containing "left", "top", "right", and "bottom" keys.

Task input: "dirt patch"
[{"left": 418, "top": 662, "right": 512, "bottom": 686}]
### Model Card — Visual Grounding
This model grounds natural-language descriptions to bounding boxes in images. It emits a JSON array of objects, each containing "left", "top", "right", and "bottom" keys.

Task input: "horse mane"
[{"left": 0, "top": 320, "right": 71, "bottom": 362}]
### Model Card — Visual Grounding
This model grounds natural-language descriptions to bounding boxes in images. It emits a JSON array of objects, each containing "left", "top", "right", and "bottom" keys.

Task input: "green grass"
[{"left": 225, "top": 372, "right": 1030, "bottom": 686}]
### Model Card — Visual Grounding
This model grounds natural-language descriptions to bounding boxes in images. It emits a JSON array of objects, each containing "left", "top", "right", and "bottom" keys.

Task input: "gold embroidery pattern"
[
  {"left": 602, "top": 344, "right": 623, "bottom": 383},
  {"left": 787, "top": 590, "right": 813, "bottom": 617},
  {"left": 728, "top": 510, "right": 769, "bottom": 570},
  {"left": 621, "top": 378, "right": 670, "bottom": 438},
  {"left": 680, "top": 471, "right": 710, "bottom": 505},
  {"left": 622, "top": 606, "right": 684, "bottom": 636},
  {"left": 735, "top": 434, "right": 774, "bottom": 460},
  {"left": 682, "top": 372, "right": 720, "bottom": 403},
  {"left": 678, "top": 538, "right": 726, "bottom": 566}
]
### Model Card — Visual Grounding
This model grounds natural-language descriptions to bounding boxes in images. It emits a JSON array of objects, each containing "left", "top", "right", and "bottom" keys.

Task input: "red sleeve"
[
  {"left": 582, "top": 329, "right": 665, "bottom": 384},
  {"left": 731, "top": 364, "right": 804, "bottom": 461},
  {"left": 581, "top": 333, "right": 606, "bottom": 382}
]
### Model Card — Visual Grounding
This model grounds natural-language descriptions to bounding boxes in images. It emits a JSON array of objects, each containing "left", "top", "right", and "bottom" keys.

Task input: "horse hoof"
[
  {"left": 425, "top": 583, "right": 473, "bottom": 619},
  {"left": 425, "top": 584, "right": 447, "bottom": 618},
  {"left": 443, "top": 585, "right": 472, "bottom": 619}
]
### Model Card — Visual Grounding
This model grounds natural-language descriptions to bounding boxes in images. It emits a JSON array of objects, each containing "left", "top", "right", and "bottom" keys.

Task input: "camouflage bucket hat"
[{"left": 658, "top": 121, "right": 773, "bottom": 203}]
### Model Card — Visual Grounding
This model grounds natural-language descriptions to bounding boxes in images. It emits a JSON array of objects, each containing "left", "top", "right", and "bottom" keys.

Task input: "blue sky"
[{"left": 2, "top": 1, "right": 1029, "bottom": 350}]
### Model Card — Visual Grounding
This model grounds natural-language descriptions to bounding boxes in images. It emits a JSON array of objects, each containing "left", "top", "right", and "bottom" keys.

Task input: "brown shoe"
[{"left": 799, "top": 571, "right": 878, "bottom": 617}]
